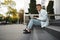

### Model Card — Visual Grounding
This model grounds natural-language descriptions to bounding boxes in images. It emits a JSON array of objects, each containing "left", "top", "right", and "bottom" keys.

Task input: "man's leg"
[
  {"left": 23, "top": 19, "right": 34, "bottom": 33},
  {"left": 23, "top": 19, "right": 41, "bottom": 33},
  {"left": 27, "top": 19, "right": 34, "bottom": 29},
  {"left": 27, "top": 19, "right": 41, "bottom": 29}
]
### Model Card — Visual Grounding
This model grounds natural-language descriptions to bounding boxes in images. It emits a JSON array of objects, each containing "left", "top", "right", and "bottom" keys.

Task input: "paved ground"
[
  {"left": 0, "top": 24, "right": 26, "bottom": 40},
  {"left": 0, "top": 24, "right": 59, "bottom": 40}
]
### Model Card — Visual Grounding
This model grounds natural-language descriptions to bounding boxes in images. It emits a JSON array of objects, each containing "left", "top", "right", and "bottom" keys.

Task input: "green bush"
[
  {"left": 5, "top": 16, "right": 18, "bottom": 23},
  {"left": 12, "top": 18, "right": 18, "bottom": 23},
  {"left": 0, "top": 14, "right": 5, "bottom": 21},
  {"left": 47, "top": 1, "right": 55, "bottom": 19},
  {"left": 28, "top": 0, "right": 38, "bottom": 14},
  {"left": 5, "top": 16, "right": 12, "bottom": 23}
]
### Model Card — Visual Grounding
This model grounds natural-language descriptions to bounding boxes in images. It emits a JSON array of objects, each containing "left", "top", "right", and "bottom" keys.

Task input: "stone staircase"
[
  {"left": 44, "top": 19, "right": 60, "bottom": 40},
  {"left": 44, "top": 26, "right": 60, "bottom": 40},
  {"left": 21, "top": 19, "right": 60, "bottom": 40}
]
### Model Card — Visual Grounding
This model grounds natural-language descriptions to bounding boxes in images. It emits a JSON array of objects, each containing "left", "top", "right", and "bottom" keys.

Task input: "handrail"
[{"left": 48, "top": 14, "right": 60, "bottom": 16}]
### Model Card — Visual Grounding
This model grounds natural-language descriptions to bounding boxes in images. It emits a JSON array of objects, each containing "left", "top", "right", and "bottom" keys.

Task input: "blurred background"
[
  {"left": 0, "top": 0, "right": 60, "bottom": 40},
  {"left": 0, "top": 0, "right": 60, "bottom": 24}
]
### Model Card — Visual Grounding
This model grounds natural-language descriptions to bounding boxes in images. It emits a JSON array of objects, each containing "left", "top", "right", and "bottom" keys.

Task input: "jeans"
[{"left": 27, "top": 19, "right": 41, "bottom": 29}]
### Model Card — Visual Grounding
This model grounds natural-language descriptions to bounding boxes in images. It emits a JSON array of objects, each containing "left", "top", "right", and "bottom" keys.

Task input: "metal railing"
[
  {"left": 24, "top": 14, "right": 60, "bottom": 24},
  {"left": 48, "top": 14, "right": 60, "bottom": 16},
  {"left": 48, "top": 14, "right": 60, "bottom": 20}
]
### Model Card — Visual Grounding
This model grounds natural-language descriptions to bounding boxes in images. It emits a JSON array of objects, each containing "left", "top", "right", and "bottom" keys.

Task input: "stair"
[
  {"left": 44, "top": 19, "right": 60, "bottom": 40},
  {"left": 20, "top": 20, "right": 60, "bottom": 40},
  {"left": 44, "top": 26, "right": 60, "bottom": 40},
  {"left": 50, "top": 19, "right": 60, "bottom": 26},
  {"left": 31, "top": 27, "right": 59, "bottom": 40},
  {"left": 20, "top": 27, "right": 59, "bottom": 40}
]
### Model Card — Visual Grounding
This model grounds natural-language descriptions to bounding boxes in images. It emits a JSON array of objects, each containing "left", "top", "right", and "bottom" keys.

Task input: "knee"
[
  {"left": 30, "top": 19, "right": 34, "bottom": 21},
  {"left": 29, "top": 19, "right": 34, "bottom": 23}
]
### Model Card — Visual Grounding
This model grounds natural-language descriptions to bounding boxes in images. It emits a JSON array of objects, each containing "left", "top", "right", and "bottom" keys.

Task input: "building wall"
[{"left": 54, "top": 0, "right": 60, "bottom": 19}]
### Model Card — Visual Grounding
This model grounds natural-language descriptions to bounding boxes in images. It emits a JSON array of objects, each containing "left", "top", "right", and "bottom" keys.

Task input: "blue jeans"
[{"left": 27, "top": 19, "right": 41, "bottom": 29}]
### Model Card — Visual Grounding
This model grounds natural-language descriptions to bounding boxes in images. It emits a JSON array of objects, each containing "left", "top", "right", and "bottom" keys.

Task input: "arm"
[{"left": 37, "top": 10, "right": 48, "bottom": 21}]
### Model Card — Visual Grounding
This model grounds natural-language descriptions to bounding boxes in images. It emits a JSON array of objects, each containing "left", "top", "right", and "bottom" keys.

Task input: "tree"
[
  {"left": 28, "top": 0, "right": 38, "bottom": 14},
  {"left": 6, "top": 6, "right": 18, "bottom": 23},
  {"left": 47, "top": 1, "right": 55, "bottom": 20}
]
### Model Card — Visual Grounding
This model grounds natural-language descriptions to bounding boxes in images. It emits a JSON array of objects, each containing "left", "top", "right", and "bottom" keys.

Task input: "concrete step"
[
  {"left": 44, "top": 26, "right": 60, "bottom": 40},
  {"left": 20, "top": 27, "right": 59, "bottom": 40},
  {"left": 49, "top": 19, "right": 60, "bottom": 26}
]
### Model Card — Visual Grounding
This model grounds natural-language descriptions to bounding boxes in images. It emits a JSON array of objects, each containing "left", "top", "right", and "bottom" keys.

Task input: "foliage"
[
  {"left": 5, "top": 16, "right": 12, "bottom": 23},
  {"left": 0, "top": 14, "right": 5, "bottom": 21},
  {"left": 0, "top": 0, "right": 17, "bottom": 23},
  {"left": 28, "top": 0, "right": 38, "bottom": 14},
  {"left": 6, "top": 6, "right": 18, "bottom": 23},
  {"left": 1, "top": 0, "right": 16, "bottom": 6},
  {"left": 5, "top": 16, "right": 18, "bottom": 23},
  {"left": 47, "top": 1, "right": 55, "bottom": 19}
]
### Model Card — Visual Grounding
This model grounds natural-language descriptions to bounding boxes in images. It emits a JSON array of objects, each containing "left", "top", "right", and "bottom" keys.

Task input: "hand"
[{"left": 33, "top": 17, "right": 37, "bottom": 18}]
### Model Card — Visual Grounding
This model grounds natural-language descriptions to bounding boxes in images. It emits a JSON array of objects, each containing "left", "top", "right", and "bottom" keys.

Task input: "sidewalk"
[
  {"left": 0, "top": 24, "right": 59, "bottom": 40},
  {"left": 0, "top": 24, "right": 26, "bottom": 40}
]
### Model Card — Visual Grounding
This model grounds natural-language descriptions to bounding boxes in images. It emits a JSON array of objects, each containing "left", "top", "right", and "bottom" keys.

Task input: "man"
[{"left": 23, "top": 4, "right": 49, "bottom": 33}]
